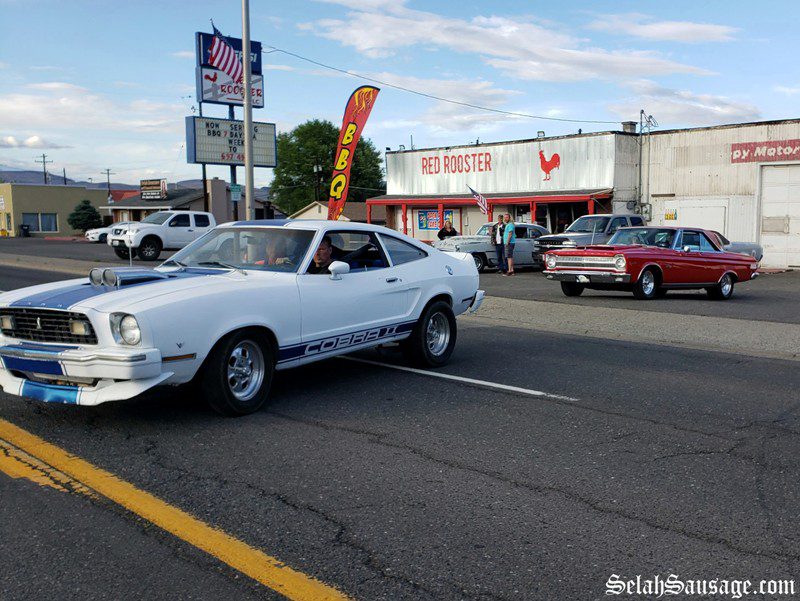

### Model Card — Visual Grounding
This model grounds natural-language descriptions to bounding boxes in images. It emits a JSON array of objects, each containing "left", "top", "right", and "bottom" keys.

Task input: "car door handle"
[
  {"left": 187, "top": 229, "right": 194, "bottom": 232},
  {"left": 385, "top": 277, "right": 400, "bottom": 283}
]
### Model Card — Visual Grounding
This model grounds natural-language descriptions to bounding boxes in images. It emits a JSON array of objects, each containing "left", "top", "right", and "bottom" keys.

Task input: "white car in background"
[
  {"left": 106, "top": 210, "right": 216, "bottom": 261},
  {"left": 85, "top": 221, "right": 136, "bottom": 243},
  {"left": 0, "top": 220, "right": 484, "bottom": 416}
]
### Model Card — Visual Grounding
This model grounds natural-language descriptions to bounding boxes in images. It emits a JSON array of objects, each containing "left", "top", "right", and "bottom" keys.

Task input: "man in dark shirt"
[
  {"left": 307, "top": 235, "right": 334, "bottom": 274},
  {"left": 437, "top": 220, "right": 459, "bottom": 240}
]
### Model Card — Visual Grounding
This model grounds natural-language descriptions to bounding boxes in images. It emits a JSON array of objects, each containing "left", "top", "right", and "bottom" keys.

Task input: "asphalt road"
[
  {"left": 1, "top": 263, "right": 799, "bottom": 599},
  {"left": 0, "top": 237, "right": 175, "bottom": 264}
]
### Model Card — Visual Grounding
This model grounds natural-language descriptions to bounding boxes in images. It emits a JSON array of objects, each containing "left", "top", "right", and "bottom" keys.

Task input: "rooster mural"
[{"left": 539, "top": 150, "right": 560, "bottom": 181}]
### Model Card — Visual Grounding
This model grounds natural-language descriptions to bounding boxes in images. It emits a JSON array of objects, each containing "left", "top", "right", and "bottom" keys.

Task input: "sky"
[{"left": 0, "top": 0, "right": 798, "bottom": 187}]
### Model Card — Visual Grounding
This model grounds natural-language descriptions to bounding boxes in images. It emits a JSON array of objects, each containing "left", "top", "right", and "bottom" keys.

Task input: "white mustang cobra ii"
[{"left": 0, "top": 221, "right": 484, "bottom": 415}]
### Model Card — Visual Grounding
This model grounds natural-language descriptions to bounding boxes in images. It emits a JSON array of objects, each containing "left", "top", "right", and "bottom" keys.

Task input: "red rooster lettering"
[{"left": 539, "top": 150, "right": 560, "bottom": 181}]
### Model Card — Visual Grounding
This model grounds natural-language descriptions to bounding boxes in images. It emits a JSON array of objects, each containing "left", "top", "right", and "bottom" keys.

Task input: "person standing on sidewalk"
[
  {"left": 437, "top": 220, "right": 459, "bottom": 240},
  {"left": 502, "top": 213, "right": 517, "bottom": 276},
  {"left": 490, "top": 215, "right": 506, "bottom": 273}
]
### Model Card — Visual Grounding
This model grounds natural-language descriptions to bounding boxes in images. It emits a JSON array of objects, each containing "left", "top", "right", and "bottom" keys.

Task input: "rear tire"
[
  {"left": 560, "top": 282, "right": 584, "bottom": 297},
  {"left": 201, "top": 330, "right": 274, "bottom": 416},
  {"left": 99, "top": 233, "right": 107, "bottom": 243},
  {"left": 472, "top": 253, "right": 487, "bottom": 272},
  {"left": 707, "top": 273, "right": 734, "bottom": 300},
  {"left": 114, "top": 246, "right": 135, "bottom": 260},
  {"left": 401, "top": 301, "right": 457, "bottom": 367},
  {"left": 633, "top": 268, "right": 658, "bottom": 300},
  {"left": 138, "top": 236, "right": 162, "bottom": 261}
]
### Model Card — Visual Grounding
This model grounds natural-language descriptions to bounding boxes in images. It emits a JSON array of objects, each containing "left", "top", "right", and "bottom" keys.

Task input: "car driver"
[{"left": 307, "top": 235, "right": 334, "bottom": 274}]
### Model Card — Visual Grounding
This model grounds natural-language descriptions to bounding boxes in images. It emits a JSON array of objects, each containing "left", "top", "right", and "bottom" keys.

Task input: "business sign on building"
[
  {"left": 140, "top": 179, "right": 167, "bottom": 200},
  {"left": 195, "top": 32, "right": 264, "bottom": 108},
  {"left": 387, "top": 135, "right": 618, "bottom": 196},
  {"left": 185, "top": 116, "right": 277, "bottom": 168},
  {"left": 417, "top": 209, "right": 454, "bottom": 230},
  {"left": 730, "top": 139, "right": 800, "bottom": 163}
]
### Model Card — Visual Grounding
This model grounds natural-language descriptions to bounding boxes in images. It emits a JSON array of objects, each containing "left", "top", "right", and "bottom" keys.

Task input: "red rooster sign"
[{"left": 539, "top": 150, "right": 560, "bottom": 181}]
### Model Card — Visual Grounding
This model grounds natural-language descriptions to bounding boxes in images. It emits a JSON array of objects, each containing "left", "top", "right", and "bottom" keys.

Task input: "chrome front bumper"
[{"left": 544, "top": 270, "right": 631, "bottom": 284}]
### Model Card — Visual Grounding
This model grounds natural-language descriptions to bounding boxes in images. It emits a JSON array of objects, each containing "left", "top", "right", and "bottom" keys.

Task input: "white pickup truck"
[{"left": 107, "top": 211, "right": 216, "bottom": 261}]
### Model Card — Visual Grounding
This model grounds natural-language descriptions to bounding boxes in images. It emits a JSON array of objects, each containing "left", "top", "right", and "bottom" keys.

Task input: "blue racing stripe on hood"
[{"left": 9, "top": 270, "right": 211, "bottom": 310}]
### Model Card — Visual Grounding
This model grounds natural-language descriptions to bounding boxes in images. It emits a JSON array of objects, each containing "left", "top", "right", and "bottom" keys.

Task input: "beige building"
[
  {"left": 290, "top": 200, "right": 386, "bottom": 225},
  {"left": 0, "top": 183, "right": 108, "bottom": 237}
]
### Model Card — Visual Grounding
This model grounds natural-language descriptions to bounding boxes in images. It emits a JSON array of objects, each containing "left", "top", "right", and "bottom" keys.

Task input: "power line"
[
  {"left": 34, "top": 154, "right": 53, "bottom": 185},
  {"left": 263, "top": 46, "right": 620, "bottom": 125}
]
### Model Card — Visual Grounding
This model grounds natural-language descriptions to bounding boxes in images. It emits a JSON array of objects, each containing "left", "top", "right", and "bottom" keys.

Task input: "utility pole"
[
  {"left": 63, "top": 167, "right": 67, "bottom": 185},
  {"left": 102, "top": 168, "right": 115, "bottom": 198},
  {"left": 241, "top": 0, "right": 255, "bottom": 220},
  {"left": 35, "top": 154, "right": 52, "bottom": 184},
  {"left": 199, "top": 102, "right": 209, "bottom": 212}
]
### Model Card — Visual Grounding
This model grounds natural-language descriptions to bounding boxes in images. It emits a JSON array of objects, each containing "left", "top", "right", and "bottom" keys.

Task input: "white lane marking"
[{"left": 341, "top": 356, "right": 579, "bottom": 402}]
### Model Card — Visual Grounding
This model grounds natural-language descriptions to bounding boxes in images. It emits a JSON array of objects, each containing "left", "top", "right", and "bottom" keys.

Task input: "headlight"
[
  {"left": 0, "top": 315, "right": 16, "bottom": 330},
  {"left": 614, "top": 255, "right": 626, "bottom": 271},
  {"left": 110, "top": 313, "right": 141, "bottom": 345},
  {"left": 69, "top": 319, "right": 91, "bottom": 336},
  {"left": 545, "top": 255, "right": 557, "bottom": 269}
]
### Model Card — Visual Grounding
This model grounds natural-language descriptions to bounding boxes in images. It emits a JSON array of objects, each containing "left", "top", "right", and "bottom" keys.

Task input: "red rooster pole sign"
[{"left": 327, "top": 86, "right": 381, "bottom": 220}]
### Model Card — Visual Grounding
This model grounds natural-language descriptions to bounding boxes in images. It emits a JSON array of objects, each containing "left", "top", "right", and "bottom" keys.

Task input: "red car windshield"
[{"left": 609, "top": 228, "right": 676, "bottom": 248}]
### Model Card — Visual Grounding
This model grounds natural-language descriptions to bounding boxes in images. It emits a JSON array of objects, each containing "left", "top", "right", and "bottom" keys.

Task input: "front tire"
[
  {"left": 560, "top": 282, "right": 584, "bottom": 297},
  {"left": 633, "top": 268, "right": 658, "bottom": 300},
  {"left": 402, "top": 301, "right": 457, "bottom": 367},
  {"left": 114, "top": 246, "right": 135, "bottom": 260},
  {"left": 138, "top": 236, "right": 162, "bottom": 261},
  {"left": 707, "top": 273, "right": 734, "bottom": 300},
  {"left": 472, "top": 253, "right": 487, "bottom": 272},
  {"left": 201, "top": 330, "right": 274, "bottom": 416}
]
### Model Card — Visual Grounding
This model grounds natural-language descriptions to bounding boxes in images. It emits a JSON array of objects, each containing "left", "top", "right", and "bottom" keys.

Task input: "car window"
[
  {"left": 515, "top": 226, "right": 528, "bottom": 238},
  {"left": 476, "top": 224, "right": 491, "bottom": 236},
  {"left": 321, "top": 231, "right": 389, "bottom": 272},
  {"left": 609, "top": 227, "right": 676, "bottom": 248},
  {"left": 608, "top": 217, "right": 628, "bottom": 234},
  {"left": 169, "top": 214, "right": 191, "bottom": 227},
  {"left": 713, "top": 231, "right": 730, "bottom": 246},
  {"left": 629, "top": 216, "right": 645, "bottom": 226},
  {"left": 699, "top": 233, "right": 717, "bottom": 252},
  {"left": 566, "top": 215, "right": 610, "bottom": 234},
  {"left": 682, "top": 231, "right": 702, "bottom": 251},
  {"left": 194, "top": 214, "right": 210, "bottom": 228},
  {"left": 142, "top": 212, "right": 173, "bottom": 225},
  {"left": 381, "top": 235, "right": 428, "bottom": 265}
]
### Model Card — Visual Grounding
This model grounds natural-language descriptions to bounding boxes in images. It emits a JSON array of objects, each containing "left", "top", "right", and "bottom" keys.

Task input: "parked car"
[
  {"left": 0, "top": 220, "right": 484, "bottom": 415},
  {"left": 434, "top": 222, "right": 549, "bottom": 271},
  {"left": 543, "top": 226, "right": 759, "bottom": 300},
  {"left": 533, "top": 214, "right": 646, "bottom": 267},
  {"left": 106, "top": 211, "right": 216, "bottom": 261},
  {"left": 708, "top": 231, "right": 763, "bottom": 262},
  {"left": 85, "top": 221, "right": 137, "bottom": 243}
]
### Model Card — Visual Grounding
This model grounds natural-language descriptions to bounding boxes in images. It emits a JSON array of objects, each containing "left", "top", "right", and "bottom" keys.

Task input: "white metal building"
[{"left": 643, "top": 119, "right": 800, "bottom": 269}]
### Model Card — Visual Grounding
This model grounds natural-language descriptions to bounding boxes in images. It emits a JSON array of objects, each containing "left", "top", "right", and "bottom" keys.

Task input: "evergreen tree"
[{"left": 67, "top": 199, "right": 103, "bottom": 232}]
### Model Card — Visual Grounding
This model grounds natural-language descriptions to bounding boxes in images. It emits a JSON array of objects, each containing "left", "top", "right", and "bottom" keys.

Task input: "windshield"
[
  {"left": 168, "top": 227, "right": 316, "bottom": 273},
  {"left": 566, "top": 216, "right": 610, "bottom": 233},
  {"left": 141, "top": 212, "right": 173, "bottom": 225},
  {"left": 476, "top": 224, "right": 492, "bottom": 236},
  {"left": 609, "top": 227, "right": 677, "bottom": 248}
]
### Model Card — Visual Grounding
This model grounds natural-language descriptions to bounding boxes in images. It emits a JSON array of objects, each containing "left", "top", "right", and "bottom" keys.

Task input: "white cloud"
[
  {"left": 608, "top": 80, "right": 760, "bottom": 125},
  {"left": 264, "top": 64, "right": 296, "bottom": 71},
  {"left": 774, "top": 85, "right": 800, "bottom": 96},
  {"left": 170, "top": 50, "right": 195, "bottom": 59},
  {"left": 588, "top": 14, "right": 737, "bottom": 43},
  {"left": 0, "top": 135, "right": 71, "bottom": 149},
  {"left": 0, "top": 62, "right": 7, "bottom": 69},
  {"left": 305, "top": 1, "right": 711, "bottom": 81}
]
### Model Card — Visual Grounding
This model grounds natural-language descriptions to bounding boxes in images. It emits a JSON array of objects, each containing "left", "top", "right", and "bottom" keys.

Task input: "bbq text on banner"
[{"left": 327, "top": 86, "right": 380, "bottom": 220}]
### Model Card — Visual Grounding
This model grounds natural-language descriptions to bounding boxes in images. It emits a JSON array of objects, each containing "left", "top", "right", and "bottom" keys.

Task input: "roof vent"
[{"left": 622, "top": 121, "right": 637, "bottom": 134}]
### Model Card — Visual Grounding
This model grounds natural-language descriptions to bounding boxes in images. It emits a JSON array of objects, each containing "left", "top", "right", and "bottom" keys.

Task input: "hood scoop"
[{"left": 89, "top": 267, "right": 170, "bottom": 289}]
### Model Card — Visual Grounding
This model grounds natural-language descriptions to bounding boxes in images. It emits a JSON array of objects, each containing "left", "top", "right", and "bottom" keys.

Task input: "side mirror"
[
  {"left": 329, "top": 261, "right": 350, "bottom": 280},
  {"left": 682, "top": 245, "right": 692, "bottom": 253}
]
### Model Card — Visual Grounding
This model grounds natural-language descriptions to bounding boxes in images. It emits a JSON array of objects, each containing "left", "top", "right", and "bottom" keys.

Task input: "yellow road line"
[
  {"left": 0, "top": 418, "right": 350, "bottom": 601},
  {"left": 0, "top": 438, "right": 95, "bottom": 496}
]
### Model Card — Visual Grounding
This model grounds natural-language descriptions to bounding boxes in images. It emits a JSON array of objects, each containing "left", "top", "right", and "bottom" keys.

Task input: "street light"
[{"left": 312, "top": 164, "right": 323, "bottom": 203}]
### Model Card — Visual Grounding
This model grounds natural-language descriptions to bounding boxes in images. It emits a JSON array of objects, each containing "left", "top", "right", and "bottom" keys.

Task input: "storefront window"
[
  {"left": 40, "top": 213, "right": 57, "bottom": 232},
  {"left": 22, "top": 213, "right": 40, "bottom": 232}
]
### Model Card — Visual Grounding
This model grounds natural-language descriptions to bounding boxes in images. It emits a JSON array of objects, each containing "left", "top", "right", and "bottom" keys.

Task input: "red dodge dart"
[{"left": 543, "top": 226, "right": 759, "bottom": 300}]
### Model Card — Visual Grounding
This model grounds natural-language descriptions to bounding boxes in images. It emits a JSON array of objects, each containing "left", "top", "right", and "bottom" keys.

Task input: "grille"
[
  {"left": 535, "top": 239, "right": 570, "bottom": 251},
  {"left": 555, "top": 256, "right": 617, "bottom": 269},
  {"left": 0, "top": 308, "right": 98, "bottom": 344}
]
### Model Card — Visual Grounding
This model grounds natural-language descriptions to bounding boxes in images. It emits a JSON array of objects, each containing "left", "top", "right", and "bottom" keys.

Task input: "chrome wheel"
[
  {"left": 226, "top": 340, "right": 265, "bottom": 401},
  {"left": 720, "top": 274, "right": 732, "bottom": 297},
  {"left": 641, "top": 270, "right": 655, "bottom": 296},
  {"left": 426, "top": 312, "right": 451, "bottom": 357}
]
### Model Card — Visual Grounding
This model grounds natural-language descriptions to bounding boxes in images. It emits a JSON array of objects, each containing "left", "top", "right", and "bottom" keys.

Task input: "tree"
[
  {"left": 67, "top": 199, "right": 103, "bottom": 232},
  {"left": 271, "top": 119, "right": 385, "bottom": 215}
]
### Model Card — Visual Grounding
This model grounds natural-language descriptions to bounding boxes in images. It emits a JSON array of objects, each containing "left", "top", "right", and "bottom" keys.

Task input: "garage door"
[{"left": 760, "top": 164, "right": 800, "bottom": 268}]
